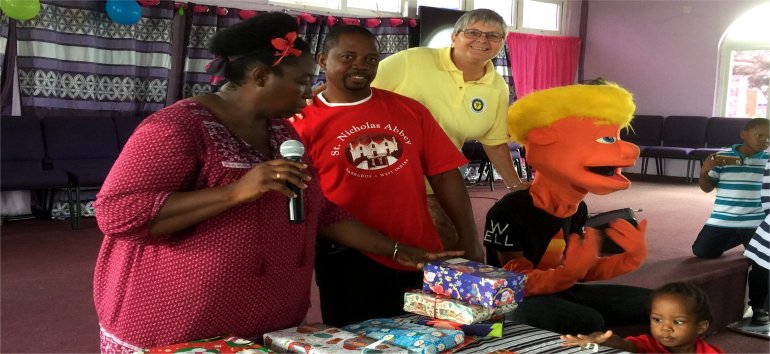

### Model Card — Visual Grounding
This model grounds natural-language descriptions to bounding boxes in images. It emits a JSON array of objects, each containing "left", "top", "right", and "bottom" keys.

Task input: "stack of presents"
[{"left": 139, "top": 258, "right": 526, "bottom": 354}]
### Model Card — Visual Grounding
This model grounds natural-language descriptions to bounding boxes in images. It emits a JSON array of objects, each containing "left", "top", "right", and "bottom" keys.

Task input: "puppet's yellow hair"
[{"left": 508, "top": 83, "right": 635, "bottom": 143}]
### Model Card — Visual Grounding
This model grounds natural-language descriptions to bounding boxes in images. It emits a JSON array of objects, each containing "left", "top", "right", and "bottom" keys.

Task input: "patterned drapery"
[
  {"left": 180, "top": 5, "right": 244, "bottom": 99},
  {"left": 494, "top": 42, "right": 516, "bottom": 102},
  {"left": 179, "top": 6, "right": 413, "bottom": 98},
  {"left": 14, "top": 0, "right": 174, "bottom": 118},
  {"left": 0, "top": 14, "right": 8, "bottom": 85}
]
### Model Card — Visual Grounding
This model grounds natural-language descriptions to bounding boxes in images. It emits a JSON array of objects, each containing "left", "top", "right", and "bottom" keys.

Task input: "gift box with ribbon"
[
  {"left": 263, "top": 323, "right": 407, "bottom": 354},
  {"left": 422, "top": 258, "right": 526, "bottom": 308},
  {"left": 343, "top": 318, "right": 464, "bottom": 354},
  {"left": 403, "top": 290, "right": 515, "bottom": 325},
  {"left": 137, "top": 334, "right": 272, "bottom": 353},
  {"left": 396, "top": 315, "right": 504, "bottom": 338}
]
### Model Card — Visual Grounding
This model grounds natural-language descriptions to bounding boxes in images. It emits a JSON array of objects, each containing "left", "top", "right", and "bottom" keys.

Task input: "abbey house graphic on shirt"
[{"left": 346, "top": 134, "right": 403, "bottom": 170}]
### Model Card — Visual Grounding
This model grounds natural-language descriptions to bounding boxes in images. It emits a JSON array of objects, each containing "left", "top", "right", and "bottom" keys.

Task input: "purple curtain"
[
  {"left": 0, "top": 14, "right": 8, "bottom": 87},
  {"left": 179, "top": 4, "right": 244, "bottom": 99},
  {"left": 0, "top": 14, "right": 13, "bottom": 116},
  {"left": 495, "top": 42, "right": 516, "bottom": 103},
  {"left": 14, "top": 0, "right": 174, "bottom": 118},
  {"left": 179, "top": 7, "right": 414, "bottom": 96}
]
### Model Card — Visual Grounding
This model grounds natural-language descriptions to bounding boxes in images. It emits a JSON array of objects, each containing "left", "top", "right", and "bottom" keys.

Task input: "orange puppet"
[{"left": 482, "top": 83, "right": 651, "bottom": 334}]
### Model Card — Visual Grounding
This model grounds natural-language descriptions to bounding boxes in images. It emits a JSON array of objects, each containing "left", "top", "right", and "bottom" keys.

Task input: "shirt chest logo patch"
[
  {"left": 346, "top": 133, "right": 403, "bottom": 170},
  {"left": 470, "top": 97, "right": 486, "bottom": 113}
]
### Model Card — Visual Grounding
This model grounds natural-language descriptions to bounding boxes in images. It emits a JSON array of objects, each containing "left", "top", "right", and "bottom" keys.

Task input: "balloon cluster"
[
  {"left": 106, "top": 0, "right": 142, "bottom": 25},
  {"left": 0, "top": 0, "right": 41, "bottom": 21}
]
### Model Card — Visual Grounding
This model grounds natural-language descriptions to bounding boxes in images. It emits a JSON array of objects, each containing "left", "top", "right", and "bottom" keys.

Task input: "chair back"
[
  {"left": 660, "top": 115, "right": 708, "bottom": 148},
  {"left": 462, "top": 141, "right": 489, "bottom": 163},
  {"left": 705, "top": 117, "right": 750, "bottom": 149},
  {"left": 114, "top": 116, "right": 145, "bottom": 148},
  {"left": 1, "top": 117, "right": 46, "bottom": 170},
  {"left": 41, "top": 116, "right": 120, "bottom": 171},
  {"left": 621, "top": 115, "right": 664, "bottom": 146}
]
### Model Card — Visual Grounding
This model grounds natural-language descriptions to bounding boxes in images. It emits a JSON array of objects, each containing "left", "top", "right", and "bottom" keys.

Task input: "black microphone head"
[{"left": 280, "top": 139, "right": 305, "bottom": 159}]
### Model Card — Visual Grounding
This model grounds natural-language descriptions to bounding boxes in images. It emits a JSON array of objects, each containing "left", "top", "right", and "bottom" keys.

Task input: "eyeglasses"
[{"left": 459, "top": 29, "right": 505, "bottom": 42}]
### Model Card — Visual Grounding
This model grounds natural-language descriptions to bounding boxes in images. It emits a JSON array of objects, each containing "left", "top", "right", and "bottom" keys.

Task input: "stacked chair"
[
  {"left": 621, "top": 115, "right": 664, "bottom": 176},
  {"left": 41, "top": 116, "right": 121, "bottom": 228},
  {"left": 0, "top": 117, "right": 76, "bottom": 228},
  {"left": 462, "top": 141, "right": 495, "bottom": 191}
]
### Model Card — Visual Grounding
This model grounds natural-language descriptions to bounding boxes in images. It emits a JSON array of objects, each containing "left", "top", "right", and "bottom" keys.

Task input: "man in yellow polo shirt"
[{"left": 372, "top": 9, "right": 527, "bottom": 252}]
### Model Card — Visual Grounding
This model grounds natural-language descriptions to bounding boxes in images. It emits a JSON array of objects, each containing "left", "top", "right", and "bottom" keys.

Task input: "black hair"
[
  {"left": 652, "top": 282, "right": 713, "bottom": 323},
  {"left": 743, "top": 118, "right": 769, "bottom": 132},
  {"left": 208, "top": 12, "right": 311, "bottom": 85},
  {"left": 321, "top": 25, "right": 379, "bottom": 54}
]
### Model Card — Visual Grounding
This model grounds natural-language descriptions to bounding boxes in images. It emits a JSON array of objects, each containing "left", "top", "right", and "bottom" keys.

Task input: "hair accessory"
[
  {"left": 271, "top": 31, "right": 302, "bottom": 66},
  {"left": 204, "top": 56, "right": 228, "bottom": 85}
]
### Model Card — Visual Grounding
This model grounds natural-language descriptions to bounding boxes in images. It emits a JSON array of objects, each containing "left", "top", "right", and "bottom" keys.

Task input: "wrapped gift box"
[
  {"left": 403, "top": 290, "right": 515, "bottom": 325},
  {"left": 422, "top": 258, "right": 526, "bottom": 308},
  {"left": 263, "top": 323, "right": 407, "bottom": 354},
  {"left": 343, "top": 318, "right": 464, "bottom": 354},
  {"left": 396, "top": 315, "right": 503, "bottom": 338},
  {"left": 138, "top": 334, "right": 272, "bottom": 353}
]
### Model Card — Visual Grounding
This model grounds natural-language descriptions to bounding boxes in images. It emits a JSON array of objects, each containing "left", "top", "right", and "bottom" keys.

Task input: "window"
[
  {"left": 346, "top": 0, "right": 402, "bottom": 13},
  {"left": 470, "top": 0, "right": 564, "bottom": 34},
  {"left": 520, "top": 0, "right": 560, "bottom": 32},
  {"left": 268, "top": 0, "right": 402, "bottom": 15},
  {"left": 270, "top": 0, "right": 340, "bottom": 10},
  {"left": 715, "top": 3, "right": 770, "bottom": 118},
  {"left": 473, "top": 0, "right": 514, "bottom": 27},
  {"left": 265, "top": 1, "right": 566, "bottom": 34},
  {"left": 416, "top": 0, "right": 462, "bottom": 12}
]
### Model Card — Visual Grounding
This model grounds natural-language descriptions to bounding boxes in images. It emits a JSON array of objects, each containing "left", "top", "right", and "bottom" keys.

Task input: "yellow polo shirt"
[{"left": 372, "top": 46, "right": 511, "bottom": 150}]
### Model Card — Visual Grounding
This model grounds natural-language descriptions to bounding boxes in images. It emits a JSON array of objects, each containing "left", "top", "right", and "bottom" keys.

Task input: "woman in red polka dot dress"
[{"left": 93, "top": 13, "right": 461, "bottom": 354}]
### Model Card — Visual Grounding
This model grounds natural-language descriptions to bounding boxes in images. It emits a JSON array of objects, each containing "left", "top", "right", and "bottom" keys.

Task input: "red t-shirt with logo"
[{"left": 292, "top": 88, "right": 467, "bottom": 270}]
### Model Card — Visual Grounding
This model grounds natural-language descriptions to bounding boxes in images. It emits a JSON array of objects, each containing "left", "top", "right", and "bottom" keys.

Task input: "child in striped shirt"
[{"left": 692, "top": 117, "right": 769, "bottom": 325}]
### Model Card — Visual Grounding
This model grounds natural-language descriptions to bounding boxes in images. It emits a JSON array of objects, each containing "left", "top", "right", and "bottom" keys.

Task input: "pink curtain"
[{"left": 506, "top": 32, "right": 581, "bottom": 98}]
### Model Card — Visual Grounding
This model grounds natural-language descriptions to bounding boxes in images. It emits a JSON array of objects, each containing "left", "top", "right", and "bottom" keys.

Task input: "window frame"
[
  {"left": 514, "top": 0, "right": 565, "bottom": 35},
  {"left": 262, "top": 0, "right": 566, "bottom": 35},
  {"left": 715, "top": 42, "right": 770, "bottom": 119}
]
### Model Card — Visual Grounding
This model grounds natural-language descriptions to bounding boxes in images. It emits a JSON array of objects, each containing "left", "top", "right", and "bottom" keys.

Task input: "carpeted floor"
[{"left": 1, "top": 175, "right": 768, "bottom": 353}]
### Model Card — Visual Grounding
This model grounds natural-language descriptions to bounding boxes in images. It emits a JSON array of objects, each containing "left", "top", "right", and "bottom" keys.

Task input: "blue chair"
[
  {"left": 621, "top": 115, "right": 664, "bottom": 176},
  {"left": 42, "top": 116, "right": 121, "bottom": 228},
  {"left": 114, "top": 115, "right": 145, "bottom": 149},
  {"left": 1, "top": 117, "right": 76, "bottom": 228},
  {"left": 643, "top": 115, "right": 708, "bottom": 182},
  {"left": 689, "top": 117, "right": 750, "bottom": 180}
]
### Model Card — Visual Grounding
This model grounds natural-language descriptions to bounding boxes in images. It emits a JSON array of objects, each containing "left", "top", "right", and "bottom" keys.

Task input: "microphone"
[{"left": 279, "top": 139, "right": 305, "bottom": 224}]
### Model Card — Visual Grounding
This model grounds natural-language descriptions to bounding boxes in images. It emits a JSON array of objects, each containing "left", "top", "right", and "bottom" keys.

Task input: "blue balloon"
[{"left": 106, "top": 0, "right": 141, "bottom": 25}]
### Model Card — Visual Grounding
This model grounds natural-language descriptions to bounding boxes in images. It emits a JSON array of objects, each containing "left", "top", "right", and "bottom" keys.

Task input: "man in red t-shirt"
[{"left": 291, "top": 25, "right": 482, "bottom": 326}]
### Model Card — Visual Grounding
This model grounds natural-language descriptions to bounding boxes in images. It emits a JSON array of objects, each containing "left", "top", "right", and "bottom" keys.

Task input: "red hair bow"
[{"left": 271, "top": 32, "right": 302, "bottom": 66}]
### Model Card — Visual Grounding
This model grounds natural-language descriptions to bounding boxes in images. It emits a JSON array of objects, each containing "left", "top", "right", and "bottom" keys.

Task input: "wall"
[{"left": 582, "top": 0, "right": 764, "bottom": 116}]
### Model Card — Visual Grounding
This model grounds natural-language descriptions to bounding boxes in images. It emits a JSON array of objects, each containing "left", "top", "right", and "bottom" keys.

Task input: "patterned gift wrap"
[
  {"left": 343, "top": 318, "right": 465, "bottom": 354},
  {"left": 138, "top": 334, "right": 273, "bottom": 353},
  {"left": 397, "top": 315, "right": 504, "bottom": 338},
  {"left": 422, "top": 258, "right": 526, "bottom": 308},
  {"left": 263, "top": 323, "right": 408, "bottom": 354},
  {"left": 403, "top": 290, "right": 515, "bottom": 325}
]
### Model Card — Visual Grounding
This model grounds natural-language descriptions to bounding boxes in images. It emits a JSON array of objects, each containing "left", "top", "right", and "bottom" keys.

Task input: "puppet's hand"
[
  {"left": 604, "top": 218, "right": 647, "bottom": 262},
  {"left": 582, "top": 219, "right": 648, "bottom": 281},
  {"left": 562, "top": 231, "right": 601, "bottom": 279},
  {"left": 513, "top": 232, "right": 600, "bottom": 296}
]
